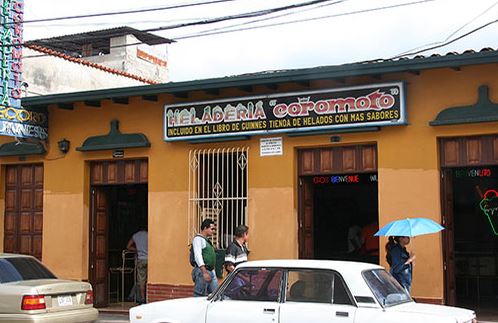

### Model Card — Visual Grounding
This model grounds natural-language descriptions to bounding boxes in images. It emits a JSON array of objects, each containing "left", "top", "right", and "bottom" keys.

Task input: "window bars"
[{"left": 188, "top": 148, "right": 249, "bottom": 250}]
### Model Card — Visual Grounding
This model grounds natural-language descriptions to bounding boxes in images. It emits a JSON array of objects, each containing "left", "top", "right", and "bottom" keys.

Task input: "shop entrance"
[
  {"left": 298, "top": 145, "right": 379, "bottom": 262},
  {"left": 440, "top": 135, "right": 498, "bottom": 319},
  {"left": 311, "top": 173, "right": 379, "bottom": 263},
  {"left": 88, "top": 160, "right": 148, "bottom": 308},
  {"left": 445, "top": 166, "right": 498, "bottom": 311}
]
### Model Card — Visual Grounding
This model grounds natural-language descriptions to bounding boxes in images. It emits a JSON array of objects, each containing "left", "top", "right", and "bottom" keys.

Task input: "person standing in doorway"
[
  {"left": 127, "top": 225, "right": 148, "bottom": 304},
  {"left": 360, "top": 221, "right": 379, "bottom": 264},
  {"left": 191, "top": 219, "right": 218, "bottom": 297},
  {"left": 224, "top": 225, "right": 250, "bottom": 273},
  {"left": 347, "top": 223, "right": 363, "bottom": 258},
  {"left": 385, "top": 236, "right": 416, "bottom": 294}
]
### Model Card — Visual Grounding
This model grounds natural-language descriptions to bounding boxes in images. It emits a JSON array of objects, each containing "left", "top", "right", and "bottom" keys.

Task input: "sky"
[{"left": 22, "top": 0, "right": 498, "bottom": 82}]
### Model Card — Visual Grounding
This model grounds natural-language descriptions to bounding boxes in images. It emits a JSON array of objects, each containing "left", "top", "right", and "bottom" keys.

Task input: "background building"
[{"left": 22, "top": 27, "right": 173, "bottom": 95}]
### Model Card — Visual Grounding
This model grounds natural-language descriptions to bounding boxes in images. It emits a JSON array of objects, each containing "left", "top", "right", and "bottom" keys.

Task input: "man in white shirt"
[{"left": 127, "top": 226, "right": 148, "bottom": 303}]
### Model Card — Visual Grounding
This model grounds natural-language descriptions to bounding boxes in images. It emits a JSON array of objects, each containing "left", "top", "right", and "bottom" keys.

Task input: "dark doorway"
[
  {"left": 297, "top": 145, "right": 378, "bottom": 260},
  {"left": 90, "top": 184, "right": 148, "bottom": 307},
  {"left": 311, "top": 173, "right": 379, "bottom": 264},
  {"left": 450, "top": 166, "right": 498, "bottom": 313}
]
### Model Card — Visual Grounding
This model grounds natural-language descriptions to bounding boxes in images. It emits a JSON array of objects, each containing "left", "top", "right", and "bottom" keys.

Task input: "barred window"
[{"left": 188, "top": 148, "right": 249, "bottom": 249}]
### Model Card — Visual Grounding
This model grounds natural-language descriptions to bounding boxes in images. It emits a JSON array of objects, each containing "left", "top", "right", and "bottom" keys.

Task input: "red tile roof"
[{"left": 26, "top": 44, "right": 159, "bottom": 85}]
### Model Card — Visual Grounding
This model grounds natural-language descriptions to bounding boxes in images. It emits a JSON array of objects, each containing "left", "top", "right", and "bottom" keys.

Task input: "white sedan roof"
[
  {"left": 238, "top": 259, "right": 382, "bottom": 272},
  {"left": 237, "top": 259, "right": 384, "bottom": 305}
]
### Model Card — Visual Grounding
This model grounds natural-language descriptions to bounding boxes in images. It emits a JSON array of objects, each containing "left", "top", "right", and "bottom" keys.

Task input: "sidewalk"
[
  {"left": 97, "top": 313, "right": 130, "bottom": 323},
  {"left": 475, "top": 306, "right": 498, "bottom": 323}
]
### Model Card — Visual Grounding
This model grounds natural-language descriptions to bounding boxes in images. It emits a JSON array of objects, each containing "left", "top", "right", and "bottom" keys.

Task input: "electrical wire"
[
  {"left": 389, "top": 17, "right": 498, "bottom": 59},
  {"left": 27, "top": 18, "right": 210, "bottom": 29},
  {"left": 143, "top": 0, "right": 343, "bottom": 32},
  {"left": 393, "top": 0, "right": 498, "bottom": 57},
  {"left": 158, "top": 0, "right": 347, "bottom": 36},
  {"left": 2, "top": 0, "right": 243, "bottom": 26},
  {"left": 18, "top": 0, "right": 440, "bottom": 59},
  {"left": 15, "top": 0, "right": 342, "bottom": 47},
  {"left": 20, "top": 0, "right": 334, "bottom": 57},
  {"left": 173, "top": 0, "right": 435, "bottom": 40}
]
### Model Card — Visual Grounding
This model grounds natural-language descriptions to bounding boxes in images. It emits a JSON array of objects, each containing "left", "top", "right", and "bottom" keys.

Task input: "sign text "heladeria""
[{"left": 167, "top": 101, "right": 267, "bottom": 127}]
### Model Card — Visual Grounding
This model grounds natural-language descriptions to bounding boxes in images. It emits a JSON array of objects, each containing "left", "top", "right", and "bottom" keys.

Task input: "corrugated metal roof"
[{"left": 27, "top": 26, "right": 174, "bottom": 55}]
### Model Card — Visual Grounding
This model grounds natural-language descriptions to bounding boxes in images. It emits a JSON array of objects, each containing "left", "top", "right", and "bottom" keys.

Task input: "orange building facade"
[{"left": 1, "top": 50, "right": 498, "bottom": 310}]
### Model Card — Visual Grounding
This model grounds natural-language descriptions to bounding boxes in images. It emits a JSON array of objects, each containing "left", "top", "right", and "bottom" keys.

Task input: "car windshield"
[
  {"left": 0, "top": 257, "right": 56, "bottom": 283},
  {"left": 362, "top": 269, "right": 412, "bottom": 307}
]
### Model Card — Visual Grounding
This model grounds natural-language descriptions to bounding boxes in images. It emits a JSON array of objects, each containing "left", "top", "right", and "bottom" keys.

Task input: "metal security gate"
[{"left": 188, "top": 148, "right": 249, "bottom": 249}]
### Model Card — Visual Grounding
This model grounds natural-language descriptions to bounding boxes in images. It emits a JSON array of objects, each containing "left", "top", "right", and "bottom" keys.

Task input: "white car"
[{"left": 130, "top": 260, "right": 476, "bottom": 323}]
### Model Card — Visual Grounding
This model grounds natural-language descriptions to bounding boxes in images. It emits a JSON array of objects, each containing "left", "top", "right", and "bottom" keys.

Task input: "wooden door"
[
  {"left": 439, "top": 135, "right": 498, "bottom": 167},
  {"left": 441, "top": 169, "right": 456, "bottom": 305},
  {"left": 3, "top": 164, "right": 43, "bottom": 260},
  {"left": 90, "top": 159, "right": 148, "bottom": 185},
  {"left": 299, "top": 177, "right": 314, "bottom": 259},
  {"left": 88, "top": 159, "right": 148, "bottom": 307},
  {"left": 89, "top": 187, "right": 109, "bottom": 307}
]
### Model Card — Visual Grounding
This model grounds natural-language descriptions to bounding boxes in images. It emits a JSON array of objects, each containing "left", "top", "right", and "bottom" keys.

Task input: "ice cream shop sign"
[
  {"left": 0, "top": 0, "right": 48, "bottom": 140},
  {"left": 164, "top": 82, "right": 406, "bottom": 141}
]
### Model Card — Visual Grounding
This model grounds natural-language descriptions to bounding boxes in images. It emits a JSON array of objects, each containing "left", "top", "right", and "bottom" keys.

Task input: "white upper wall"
[
  {"left": 22, "top": 47, "right": 149, "bottom": 97},
  {"left": 84, "top": 34, "right": 169, "bottom": 83}
]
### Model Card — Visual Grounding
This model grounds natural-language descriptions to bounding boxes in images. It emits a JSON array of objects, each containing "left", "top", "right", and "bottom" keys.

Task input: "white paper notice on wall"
[{"left": 260, "top": 137, "right": 283, "bottom": 156}]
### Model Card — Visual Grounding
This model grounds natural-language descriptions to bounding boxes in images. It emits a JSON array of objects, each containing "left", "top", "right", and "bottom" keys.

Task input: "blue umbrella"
[{"left": 374, "top": 217, "right": 445, "bottom": 237}]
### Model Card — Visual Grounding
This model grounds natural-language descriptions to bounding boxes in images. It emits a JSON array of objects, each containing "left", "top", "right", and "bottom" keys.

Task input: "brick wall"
[{"left": 147, "top": 283, "right": 194, "bottom": 303}]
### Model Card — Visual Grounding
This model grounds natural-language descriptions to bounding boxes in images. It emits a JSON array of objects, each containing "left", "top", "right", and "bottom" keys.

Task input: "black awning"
[
  {"left": 0, "top": 141, "right": 46, "bottom": 156},
  {"left": 430, "top": 85, "right": 498, "bottom": 126},
  {"left": 76, "top": 120, "right": 150, "bottom": 152}
]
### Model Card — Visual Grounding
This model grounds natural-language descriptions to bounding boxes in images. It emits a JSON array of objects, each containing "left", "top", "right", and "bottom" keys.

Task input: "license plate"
[{"left": 57, "top": 295, "right": 73, "bottom": 306}]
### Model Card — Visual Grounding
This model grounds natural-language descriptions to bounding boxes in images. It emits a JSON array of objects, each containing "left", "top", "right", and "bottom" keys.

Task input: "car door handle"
[
  {"left": 336, "top": 311, "right": 349, "bottom": 317},
  {"left": 263, "top": 308, "right": 276, "bottom": 314}
]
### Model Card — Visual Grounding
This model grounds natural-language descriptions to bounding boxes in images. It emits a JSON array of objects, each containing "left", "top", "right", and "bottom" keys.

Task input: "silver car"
[{"left": 0, "top": 253, "right": 98, "bottom": 322}]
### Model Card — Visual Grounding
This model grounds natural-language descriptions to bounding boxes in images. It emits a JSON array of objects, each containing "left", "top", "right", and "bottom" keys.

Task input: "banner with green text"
[{"left": 164, "top": 82, "right": 406, "bottom": 141}]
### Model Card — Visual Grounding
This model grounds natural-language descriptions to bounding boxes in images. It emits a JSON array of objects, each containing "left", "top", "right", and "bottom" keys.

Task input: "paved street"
[
  {"left": 95, "top": 310, "right": 498, "bottom": 323},
  {"left": 97, "top": 313, "right": 130, "bottom": 323}
]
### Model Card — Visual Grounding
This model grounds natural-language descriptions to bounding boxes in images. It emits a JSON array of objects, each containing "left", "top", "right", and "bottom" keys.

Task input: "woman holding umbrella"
[
  {"left": 375, "top": 217, "right": 445, "bottom": 294},
  {"left": 385, "top": 236, "right": 416, "bottom": 293}
]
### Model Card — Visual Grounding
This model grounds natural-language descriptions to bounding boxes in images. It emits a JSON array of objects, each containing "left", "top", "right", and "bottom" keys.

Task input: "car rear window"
[{"left": 0, "top": 257, "right": 56, "bottom": 283}]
